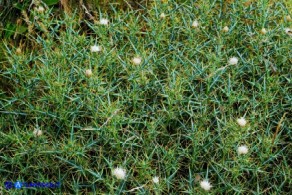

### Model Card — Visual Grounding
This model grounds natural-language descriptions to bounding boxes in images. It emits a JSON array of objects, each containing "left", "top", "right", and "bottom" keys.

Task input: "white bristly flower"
[
  {"left": 222, "top": 26, "right": 229, "bottom": 32},
  {"left": 90, "top": 45, "right": 102, "bottom": 52},
  {"left": 85, "top": 69, "right": 93, "bottom": 77},
  {"left": 33, "top": 128, "right": 43, "bottom": 137},
  {"left": 236, "top": 117, "right": 247, "bottom": 127},
  {"left": 260, "top": 28, "right": 267, "bottom": 35},
  {"left": 100, "top": 18, "right": 109, "bottom": 25},
  {"left": 113, "top": 167, "right": 126, "bottom": 179},
  {"left": 228, "top": 57, "right": 238, "bottom": 65},
  {"left": 152, "top": 176, "right": 159, "bottom": 184},
  {"left": 284, "top": 28, "right": 292, "bottom": 36},
  {"left": 237, "top": 145, "right": 249, "bottom": 155},
  {"left": 192, "top": 20, "right": 199, "bottom": 28},
  {"left": 200, "top": 180, "right": 212, "bottom": 191},
  {"left": 160, "top": 13, "right": 166, "bottom": 19},
  {"left": 35, "top": 6, "right": 45, "bottom": 13},
  {"left": 132, "top": 57, "right": 142, "bottom": 65}
]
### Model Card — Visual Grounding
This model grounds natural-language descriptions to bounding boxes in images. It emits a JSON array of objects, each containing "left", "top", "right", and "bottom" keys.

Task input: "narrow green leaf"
[{"left": 43, "top": 0, "right": 59, "bottom": 6}]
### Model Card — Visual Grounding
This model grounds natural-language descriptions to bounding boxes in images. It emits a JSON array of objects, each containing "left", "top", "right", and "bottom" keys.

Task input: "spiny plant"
[{"left": 0, "top": 0, "right": 291, "bottom": 194}]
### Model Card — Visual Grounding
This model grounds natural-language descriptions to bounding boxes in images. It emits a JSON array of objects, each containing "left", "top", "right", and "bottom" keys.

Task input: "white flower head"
[
  {"left": 236, "top": 117, "right": 247, "bottom": 127},
  {"left": 152, "top": 176, "right": 159, "bottom": 184},
  {"left": 200, "top": 179, "right": 212, "bottom": 191},
  {"left": 260, "top": 28, "right": 267, "bottom": 35},
  {"left": 192, "top": 20, "right": 199, "bottom": 28},
  {"left": 284, "top": 28, "right": 292, "bottom": 36},
  {"left": 35, "top": 6, "right": 45, "bottom": 13},
  {"left": 100, "top": 18, "right": 109, "bottom": 25},
  {"left": 113, "top": 167, "right": 126, "bottom": 179},
  {"left": 222, "top": 26, "right": 229, "bottom": 32},
  {"left": 85, "top": 69, "right": 93, "bottom": 77},
  {"left": 228, "top": 57, "right": 239, "bottom": 65},
  {"left": 237, "top": 145, "right": 249, "bottom": 155},
  {"left": 33, "top": 128, "right": 43, "bottom": 137},
  {"left": 160, "top": 13, "right": 166, "bottom": 19},
  {"left": 90, "top": 45, "right": 102, "bottom": 52},
  {"left": 132, "top": 57, "right": 142, "bottom": 65}
]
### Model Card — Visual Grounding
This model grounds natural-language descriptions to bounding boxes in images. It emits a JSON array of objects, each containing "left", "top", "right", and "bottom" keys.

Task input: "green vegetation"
[{"left": 0, "top": 0, "right": 291, "bottom": 194}]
